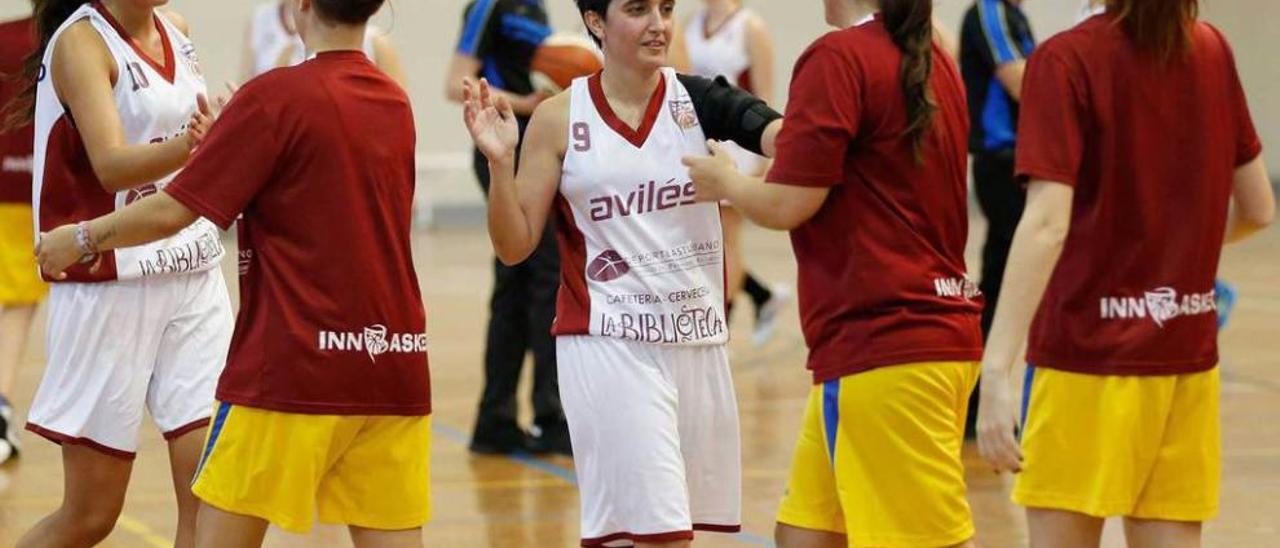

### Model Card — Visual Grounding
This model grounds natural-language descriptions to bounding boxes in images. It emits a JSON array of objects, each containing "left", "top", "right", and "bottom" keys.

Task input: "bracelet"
[{"left": 74, "top": 221, "right": 99, "bottom": 256}]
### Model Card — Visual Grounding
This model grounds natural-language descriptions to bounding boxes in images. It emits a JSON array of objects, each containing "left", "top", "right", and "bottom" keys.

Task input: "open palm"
[{"left": 462, "top": 78, "right": 519, "bottom": 161}]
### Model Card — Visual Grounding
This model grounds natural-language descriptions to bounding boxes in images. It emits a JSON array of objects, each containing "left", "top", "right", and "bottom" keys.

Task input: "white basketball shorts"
[
  {"left": 557, "top": 335, "right": 742, "bottom": 547},
  {"left": 26, "top": 268, "right": 232, "bottom": 459}
]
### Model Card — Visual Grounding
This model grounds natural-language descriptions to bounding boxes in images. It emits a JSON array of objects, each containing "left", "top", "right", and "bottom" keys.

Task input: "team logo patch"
[
  {"left": 588, "top": 250, "right": 630, "bottom": 282},
  {"left": 1099, "top": 286, "right": 1217, "bottom": 328},
  {"left": 180, "top": 43, "right": 202, "bottom": 76},
  {"left": 1143, "top": 287, "right": 1181, "bottom": 328},
  {"left": 669, "top": 99, "right": 698, "bottom": 129}
]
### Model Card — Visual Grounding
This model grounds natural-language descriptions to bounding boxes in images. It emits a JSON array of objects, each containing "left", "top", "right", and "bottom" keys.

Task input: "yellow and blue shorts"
[
  {"left": 1015, "top": 365, "right": 1220, "bottom": 521},
  {"left": 191, "top": 402, "right": 432, "bottom": 533},
  {"left": 0, "top": 204, "right": 47, "bottom": 305},
  {"left": 777, "top": 361, "right": 980, "bottom": 547}
]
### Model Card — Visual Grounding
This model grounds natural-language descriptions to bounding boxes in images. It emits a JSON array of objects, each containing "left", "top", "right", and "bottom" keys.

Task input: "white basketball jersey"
[
  {"left": 685, "top": 8, "right": 753, "bottom": 91},
  {"left": 554, "top": 68, "right": 728, "bottom": 346},
  {"left": 248, "top": 1, "right": 377, "bottom": 78},
  {"left": 32, "top": 3, "right": 224, "bottom": 283}
]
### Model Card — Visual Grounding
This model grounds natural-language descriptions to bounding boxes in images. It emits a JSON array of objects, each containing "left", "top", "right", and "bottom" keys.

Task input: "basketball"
[
  {"left": 587, "top": 249, "right": 630, "bottom": 282},
  {"left": 531, "top": 34, "right": 603, "bottom": 94}
]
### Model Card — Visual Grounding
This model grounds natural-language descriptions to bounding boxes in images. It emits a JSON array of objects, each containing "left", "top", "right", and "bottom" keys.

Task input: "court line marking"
[
  {"left": 432, "top": 423, "right": 776, "bottom": 546},
  {"left": 117, "top": 515, "right": 172, "bottom": 548}
]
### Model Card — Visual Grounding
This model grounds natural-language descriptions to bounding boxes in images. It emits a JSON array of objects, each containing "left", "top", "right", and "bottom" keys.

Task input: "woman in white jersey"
[
  {"left": 682, "top": 0, "right": 790, "bottom": 346},
  {"left": 464, "top": 0, "right": 782, "bottom": 544},
  {"left": 1, "top": 1, "right": 231, "bottom": 546},
  {"left": 242, "top": 0, "right": 403, "bottom": 84}
]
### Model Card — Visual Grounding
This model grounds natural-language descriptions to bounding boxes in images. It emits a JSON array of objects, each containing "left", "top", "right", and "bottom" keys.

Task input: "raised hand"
[
  {"left": 185, "top": 95, "right": 214, "bottom": 150},
  {"left": 462, "top": 78, "right": 519, "bottom": 162}
]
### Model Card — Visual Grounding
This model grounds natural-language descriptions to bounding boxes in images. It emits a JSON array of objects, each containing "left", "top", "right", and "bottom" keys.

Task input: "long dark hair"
[
  {"left": 1108, "top": 0, "right": 1198, "bottom": 63},
  {"left": 2, "top": 0, "right": 87, "bottom": 131},
  {"left": 881, "top": 0, "right": 936, "bottom": 161}
]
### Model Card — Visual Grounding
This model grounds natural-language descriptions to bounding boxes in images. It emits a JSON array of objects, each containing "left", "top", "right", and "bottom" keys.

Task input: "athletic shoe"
[
  {"left": 469, "top": 420, "right": 532, "bottom": 455},
  {"left": 528, "top": 419, "right": 573, "bottom": 457},
  {"left": 0, "top": 403, "right": 17, "bottom": 465},
  {"left": 752, "top": 284, "right": 793, "bottom": 347}
]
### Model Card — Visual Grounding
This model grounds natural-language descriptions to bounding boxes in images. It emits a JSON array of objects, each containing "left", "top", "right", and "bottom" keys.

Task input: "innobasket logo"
[
  {"left": 317, "top": 324, "right": 428, "bottom": 363},
  {"left": 1099, "top": 287, "right": 1216, "bottom": 328}
]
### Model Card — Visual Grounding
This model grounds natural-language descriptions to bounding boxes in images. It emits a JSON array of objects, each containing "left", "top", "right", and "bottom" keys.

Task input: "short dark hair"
[{"left": 314, "top": 0, "right": 385, "bottom": 25}]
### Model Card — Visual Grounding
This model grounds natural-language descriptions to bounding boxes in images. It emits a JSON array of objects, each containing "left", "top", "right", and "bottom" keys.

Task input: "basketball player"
[
  {"left": 463, "top": 0, "right": 783, "bottom": 542},
  {"left": 242, "top": 0, "right": 404, "bottom": 85},
  {"left": 0, "top": 0, "right": 230, "bottom": 545},
  {"left": 35, "top": 0, "right": 429, "bottom": 546},
  {"left": 0, "top": 10, "right": 41, "bottom": 467},
  {"left": 683, "top": 0, "right": 792, "bottom": 347},
  {"left": 685, "top": 0, "right": 983, "bottom": 545},
  {"left": 977, "top": 0, "right": 1272, "bottom": 546}
]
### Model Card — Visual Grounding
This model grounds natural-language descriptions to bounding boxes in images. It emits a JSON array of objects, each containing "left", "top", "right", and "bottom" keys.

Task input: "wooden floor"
[{"left": 0, "top": 209, "right": 1278, "bottom": 547}]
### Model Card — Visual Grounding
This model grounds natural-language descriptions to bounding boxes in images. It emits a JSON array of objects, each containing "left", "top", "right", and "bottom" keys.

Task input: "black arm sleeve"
[{"left": 677, "top": 73, "right": 782, "bottom": 156}]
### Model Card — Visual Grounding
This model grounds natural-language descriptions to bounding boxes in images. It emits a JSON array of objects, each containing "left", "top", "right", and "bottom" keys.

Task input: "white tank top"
[
  {"left": 685, "top": 7, "right": 754, "bottom": 92},
  {"left": 684, "top": 7, "right": 763, "bottom": 173},
  {"left": 33, "top": 3, "right": 224, "bottom": 283},
  {"left": 554, "top": 68, "right": 728, "bottom": 346},
  {"left": 247, "top": 1, "right": 378, "bottom": 78}
]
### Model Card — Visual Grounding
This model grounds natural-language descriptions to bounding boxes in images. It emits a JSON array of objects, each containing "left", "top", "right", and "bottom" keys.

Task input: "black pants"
[
  {"left": 472, "top": 148, "right": 564, "bottom": 433},
  {"left": 967, "top": 149, "right": 1026, "bottom": 433}
]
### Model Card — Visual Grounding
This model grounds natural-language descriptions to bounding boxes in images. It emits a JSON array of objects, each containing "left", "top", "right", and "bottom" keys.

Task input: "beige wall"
[{"left": 1, "top": 1, "right": 1275, "bottom": 175}]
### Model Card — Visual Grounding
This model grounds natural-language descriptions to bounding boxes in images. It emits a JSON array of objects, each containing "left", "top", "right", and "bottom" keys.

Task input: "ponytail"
[
  {"left": 2, "top": 0, "right": 89, "bottom": 131},
  {"left": 1107, "top": 0, "right": 1197, "bottom": 63},
  {"left": 881, "top": 0, "right": 935, "bottom": 162}
]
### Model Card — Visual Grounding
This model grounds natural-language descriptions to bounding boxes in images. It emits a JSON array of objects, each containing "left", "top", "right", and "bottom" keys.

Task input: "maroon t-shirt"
[
  {"left": 0, "top": 17, "right": 34, "bottom": 204},
  {"left": 1016, "top": 16, "right": 1262, "bottom": 376},
  {"left": 768, "top": 18, "right": 984, "bottom": 383},
  {"left": 167, "top": 51, "right": 430, "bottom": 415}
]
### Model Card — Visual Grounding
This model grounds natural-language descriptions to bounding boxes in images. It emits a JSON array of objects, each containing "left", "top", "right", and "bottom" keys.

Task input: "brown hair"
[
  {"left": 1107, "top": 0, "right": 1198, "bottom": 62},
  {"left": 881, "top": 0, "right": 936, "bottom": 161},
  {"left": 2, "top": 0, "right": 87, "bottom": 130}
]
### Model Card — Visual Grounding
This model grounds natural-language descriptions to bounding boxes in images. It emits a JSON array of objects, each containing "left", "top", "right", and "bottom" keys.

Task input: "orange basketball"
[{"left": 531, "top": 34, "right": 603, "bottom": 93}]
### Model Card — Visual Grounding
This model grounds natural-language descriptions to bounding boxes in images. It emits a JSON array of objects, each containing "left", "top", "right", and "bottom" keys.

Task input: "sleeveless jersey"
[
  {"left": 0, "top": 17, "right": 35, "bottom": 204},
  {"left": 33, "top": 3, "right": 224, "bottom": 283},
  {"left": 685, "top": 7, "right": 754, "bottom": 92},
  {"left": 247, "top": 1, "right": 377, "bottom": 78},
  {"left": 554, "top": 68, "right": 728, "bottom": 346}
]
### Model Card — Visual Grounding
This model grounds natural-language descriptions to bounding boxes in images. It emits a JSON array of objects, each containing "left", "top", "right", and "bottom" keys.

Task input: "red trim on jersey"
[
  {"left": 162, "top": 417, "right": 210, "bottom": 440},
  {"left": 38, "top": 114, "right": 118, "bottom": 282},
  {"left": 92, "top": 1, "right": 176, "bottom": 84},
  {"left": 588, "top": 71, "right": 666, "bottom": 149},
  {"left": 694, "top": 523, "right": 742, "bottom": 533},
  {"left": 581, "top": 529, "right": 694, "bottom": 547},
  {"left": 25, "top": 422, "right": 137, "bottom": 460},
  {"left": 736, "top": 69, "right": 754, "bottom": 94},
  {"left": 551, "top": 194, "right": 591, "bottom": 336}
]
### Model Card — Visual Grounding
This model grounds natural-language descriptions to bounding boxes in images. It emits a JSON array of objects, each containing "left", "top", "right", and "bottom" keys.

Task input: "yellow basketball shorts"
[
  {"left": 777, "top": 361, "right": 980, "bottom": 547},
  {"left": 1014, "top": 366, "right": 1220, "bottom": 521},
  {"left": 0, "top": 204, "right": 47, "bottom": 305},
  {"left": 191, "top": 402, "right": 432, "bottom": 533}
]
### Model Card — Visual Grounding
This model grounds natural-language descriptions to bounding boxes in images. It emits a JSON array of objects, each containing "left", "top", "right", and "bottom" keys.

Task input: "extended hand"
[
  {"left": 462, "top": 77, "right": 520, "bottom": 162},
  {"left": 35, "top": 224, "right": 87, "bottom": 280},
  {"left": 681, "top": 140, "right": 739, "bottom": 203}
]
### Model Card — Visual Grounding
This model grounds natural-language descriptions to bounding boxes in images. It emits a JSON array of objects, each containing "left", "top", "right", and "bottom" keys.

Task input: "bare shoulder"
[
  {"left": 159, "top": 8, "right": 190, "bottom": 37},
  {"left": 527, "top": 91, "right": 572, "bottom": 153},
  {"left": 53, "top": 19, "right": 111, "bottom": 65}
]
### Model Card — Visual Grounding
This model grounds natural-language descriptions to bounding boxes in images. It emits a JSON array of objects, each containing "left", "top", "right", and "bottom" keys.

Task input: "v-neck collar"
[
  {"left": 588, "top": 71, "right": 667, "bottom": 149},
  {"left": 93, "top": 1, "right": 176, "bottom": 84}
]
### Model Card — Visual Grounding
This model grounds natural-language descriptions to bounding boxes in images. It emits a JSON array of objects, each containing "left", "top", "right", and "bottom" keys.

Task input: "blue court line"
[{"left": 431, "top": 422, "right": 776, "bottom": 546}]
